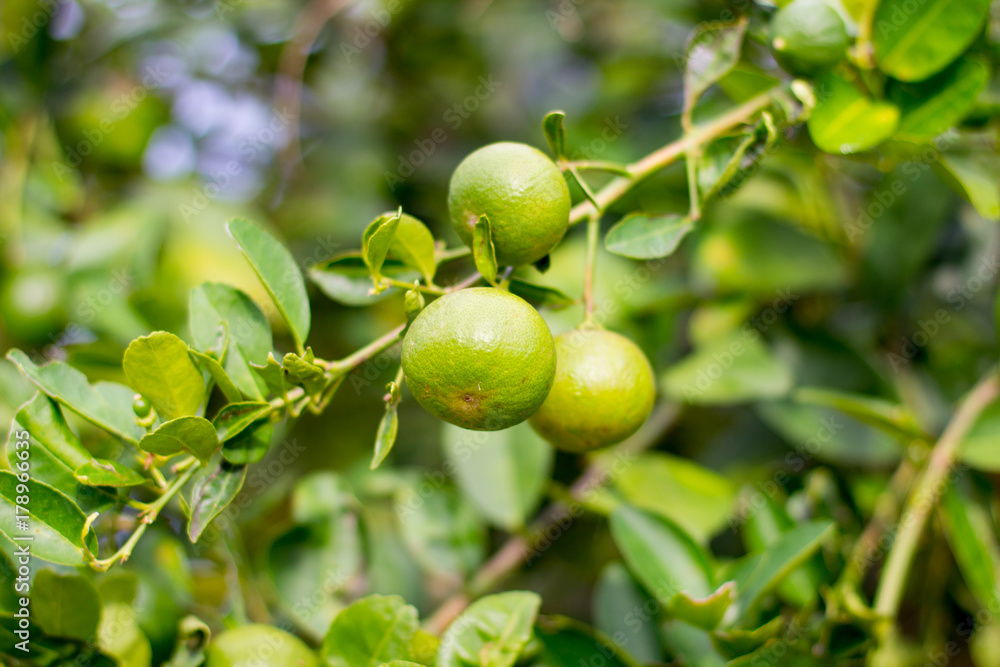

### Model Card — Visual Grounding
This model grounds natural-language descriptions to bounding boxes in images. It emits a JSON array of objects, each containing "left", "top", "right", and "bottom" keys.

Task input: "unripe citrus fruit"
[
  {"left": 448, "top": 142, "right": 571, "bottom": 266},
  {"left": 770, "top": 0, "right": 848, "bottom": 75},
  {"left": 402, "top": 287, "right": 556, "bottom": 431},
  {"left": 205, "top": 625, "right": 317, "bottom": 667},
  {"left": 529, "top": 328, "right": 655, "bottom": 453}
]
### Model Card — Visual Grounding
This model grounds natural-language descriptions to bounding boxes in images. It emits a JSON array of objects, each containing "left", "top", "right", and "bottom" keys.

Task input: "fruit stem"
[
  {"left": 872, "top": 370, "right": 999, "bottom": 621},
  {"left": 384, "top": 278, "right": 449, "bottom": 296},
  {"left": 567, "top": 89, "right": 778, "bottom": 227},
  {"left": 583, "top": 212, "right": 600, "bottom": 324},
  {"left": 423, "top": 401, "right": 680, "bottom": 634}
]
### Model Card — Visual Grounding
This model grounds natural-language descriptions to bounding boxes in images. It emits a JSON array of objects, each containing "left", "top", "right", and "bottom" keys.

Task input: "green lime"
[
  {"left": 0, "top": 268, "right": 67, "bottom": 342},
  {"left": 402, "top": 287, "right": 556, "bottom": 431},
  {"left": 205, "top": 625, "right": 317, "bottom": 667},
  {"left": 448, "top": 142, "right": 571, "bottom": 266},
  {"left": 529, "top": 328, "right": 655, "bottom": 453},
  {"left": 770, "top": 0, "right": 849, "bottom": 75}
]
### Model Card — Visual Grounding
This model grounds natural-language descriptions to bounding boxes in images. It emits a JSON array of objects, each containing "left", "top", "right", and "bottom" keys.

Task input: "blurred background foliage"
[{"left": 2, "top": 0, "right": 1000, "bottom": 665}]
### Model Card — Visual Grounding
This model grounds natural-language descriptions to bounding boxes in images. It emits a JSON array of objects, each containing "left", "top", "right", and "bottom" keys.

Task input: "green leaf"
[
  {"left": 593, "top": 563, "right": 663, "bottom": 664},
  {"left": 757, "top": 401, "right": 902, "bottom": 467},
  {"left": 661, "top": 332, "right": 793, "bottom": 405},
  {"left": 0, "top": 471, "right": 98, "bottom": 566},
  {"left": 388, "top": 213, "right": 437, "bottom": 284},
  {"left": 189, "top": 282, "right": 272, "bottom": 399},
  {"left": 189, "top": 350, "right": 243, "bottom": 404},
  {"left": 97, "top": 602, "right": 153, "bottom": 667},
  {"left": 542, "top": 110, "right": 567, "bottom": 158},
  {"left": 667, "top": 582, "right": 735, "bottom": 630},
  {"left": 394, "top": 483, "right": 486, "bottom": 577},
  {"left": 187, "top": 459, "right": 247, "bottom": 542},
  {"left": 442, "top": 421, "right": 553, "bottom": 531},
  {"left": 472, "top": 215, "right": 498, "bottom": 285},
  {"left": 936, "top": 152, "right": 1000, "bottom": 220},
  {"left": 7, "top": 394, "right": 89, "bottom": 492},
  {"left": 31, "top": 570, "right": 102, "bottom": 641},
  {"left": 227, "top": 218, "right": 311, "bottom": 350},
  {"left": 212, "top": 401, "right": 272, "bottom": 442},
  {"left": 698, "top": 117, "right": 777, "bottom": 201},
  {"left": 139, "top": 416, "right": 219, "bottom": 462},
  {"left": 310, "top": 254, "right": 417, "bottom": 307},
  {"left": 726, "top": 520, "right": 835, "bottom": 623},
  {"left": 808, "top": 73, "right": 899, "bottom": 154},
  {"left": 792, "top": 387, "right": 927, "bottom": 440},
  {"left": 75, "top": 459, "right": 147, "bottom": 487},
  {"left": 371, "top": 403, "right": 399, "bottom": 470},
  {"left": 362, "top": 211, "right": 403, "bottom": 288},
  {"left": 251, "top": 352, "right": 289, "bottom": 398},
  {"left": 960, "top": 400, "right": 1000, "bottom": 471},
  {"left": 609, "top": 505, "right": 714, "bottom": 607},
  {"left": 891, "top": 59, "right": 988, "bottom": 140},
  {"left": 222, "top": 420, "right": 272, "bottom": 465},
  {"left": 437, "top": 591, "right": 541, "bottom": 667},
  {"left": 940, "top": 483, "right": 1000, "bottom": 610},
  {"left": 611, "top": 453, "right": 737, "bottom": 544},
  {"left": 282, "top": 349, "right": 328, "bottom": 398},
  {"left": 605, "top": 213, "right": 694, "bottom": 260},
  {"left": 661, "top": 620, "right": 728, "bottom": 667},
  {"left": 683, "top": 18, "right": 748, "bottom": 114},
  {"left": 873, "top": 0, "right": 989, "bottom": 82},
  {"left": 322, "top": 595, "right": 419, "bottom": 667},
  {"left": 7, "top": 350, "right": 143, "bottom": 444},
  {"left": 123, "top": 332, "right": 206, "bottom": 421},
  {"left": 534, "top": 615, "right": 642, "bottom": 667},
  {"left": 507, "top": 278, "right": 574, "bottom": 310}
]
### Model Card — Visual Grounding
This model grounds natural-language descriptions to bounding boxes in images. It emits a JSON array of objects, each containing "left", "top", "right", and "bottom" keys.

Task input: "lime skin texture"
[
  {"left": 204, "top": 625, "right": 318, "bottom": 667},
  {"left": 448, "top": 141, "right": 571, "bottom": 267},
  {"left": 530, "top": 328, "right": 656, "bottom": 453},
  {"left": 770, "top": 0, "right": 849, "bottom": 75},
  {"left": 401, "top": 287, "right": 557, "bottom": 431}
]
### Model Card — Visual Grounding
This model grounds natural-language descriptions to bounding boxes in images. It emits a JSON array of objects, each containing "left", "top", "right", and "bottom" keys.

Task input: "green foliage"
[{"left": 3, "top": 0, "right": 1000, "bottom": 664}]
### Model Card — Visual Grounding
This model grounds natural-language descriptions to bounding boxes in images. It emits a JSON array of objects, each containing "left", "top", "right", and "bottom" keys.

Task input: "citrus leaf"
[
  {"left": 534, "top": 615, "right": 643, "bottom": 667},
  {"left": 438, "top": 591, "right": 541, "bottom": 667},
  {"left": 725, "top": 520, "right": 835, "bottom": 623},
  {"left": 473, "top": 214, "right": 498, "bottom": 285},
  {"left": 792, "top": 386, "right": 927, "bottom": 440},
  {"left": 362, "top": 211, "right": 402, "bottom": 288},
  {"left": 322, "top": 595, "right": 419, "bottom": 667},
  {"left": 75, "top": 459, "right": 147, "bottom": 487},
  {"left": 189, "top": 349, "right": 244, "bottom": 404},
  {"left": 958, "top": 400, "right": 1000, "bottom": 471},
  {"left": 593, "top": 564, "right": 663, "bottom": 664},
  {"left": 808, "top": 73, "right": 899, "bottom": 154},
  {"left": 123, "top": 332, "right": 205, "bottom": 422},
  {"left": 891, "top": 59, "right": 988, "bottom": 140},
  {"left": 698, "top": 116, "right": 777, "bottom": 201},
  {"left": 0, "top": 471, "right": 98, "bottom": 566},
  {"left": 31, "top": 570, "right": 102, "bottom": 641},
  {"left": 683, "top": 18, "right": 748, "bottom": 114},
  {"left": 310, "top": 254, "right": 417, "bottom": 307},
  {"left": 661, "top": 332, "right": 793, "bottom": 405},
  {"left": 940, "top": 483, "right": 1000, "bottom": 610},
  {"left": 609, "top": 505, "right": 714, "bottom": 605},
  {"left": 282, "top": 350, "right": 327, "bottom": 398},
  {"left": 935, "top": 152, "right": 1000, "bottom": 220},
  {"left": 7, "top": 393, "right": 89, "bottom": 489},
  {"left": 227, "top": 218, "right": 311, "bottom": 351},
  {"left": 507, "top": 278, "right": 574, "bottom": 310},
  {"left": 212, "top": 401, "right": 272, "bottom": 442},
  {"left": 873, "top": 0, "right": 989, "bottom": 82},
  {"left": 667, "top": 582, "right": 735, "bottom": 630},
  {"left": 605, "top": 213, "right": 694, "bottom": 260},
  {"left": 542, "top": 110, "right": 567, "bottom": 158},
  {"left": 189, "top": 282, "right": 272, "bottom": 399},
  {"left": 442, "top": 421, "right": 553, "bottom": 531},
  {"left": 139, "top": 416, "right": 219, "bottom": 462},
  {"left": 394, "top": 483, "right": 486, "bottom": 577},
  {"left": 222, "top": 420, "right": 272, "bottom": 465},
  {"left": 388, "top": 213, "right": 437, "bottom": 284},
  {"left": 371, "top": 403, "right": 398, "bottom": 470},
  {"left": 187, "top": 459, "right": 247, "bottom": 542},
  {"left": 7, "top": 350, "right": 143, "bottom": 444}
]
